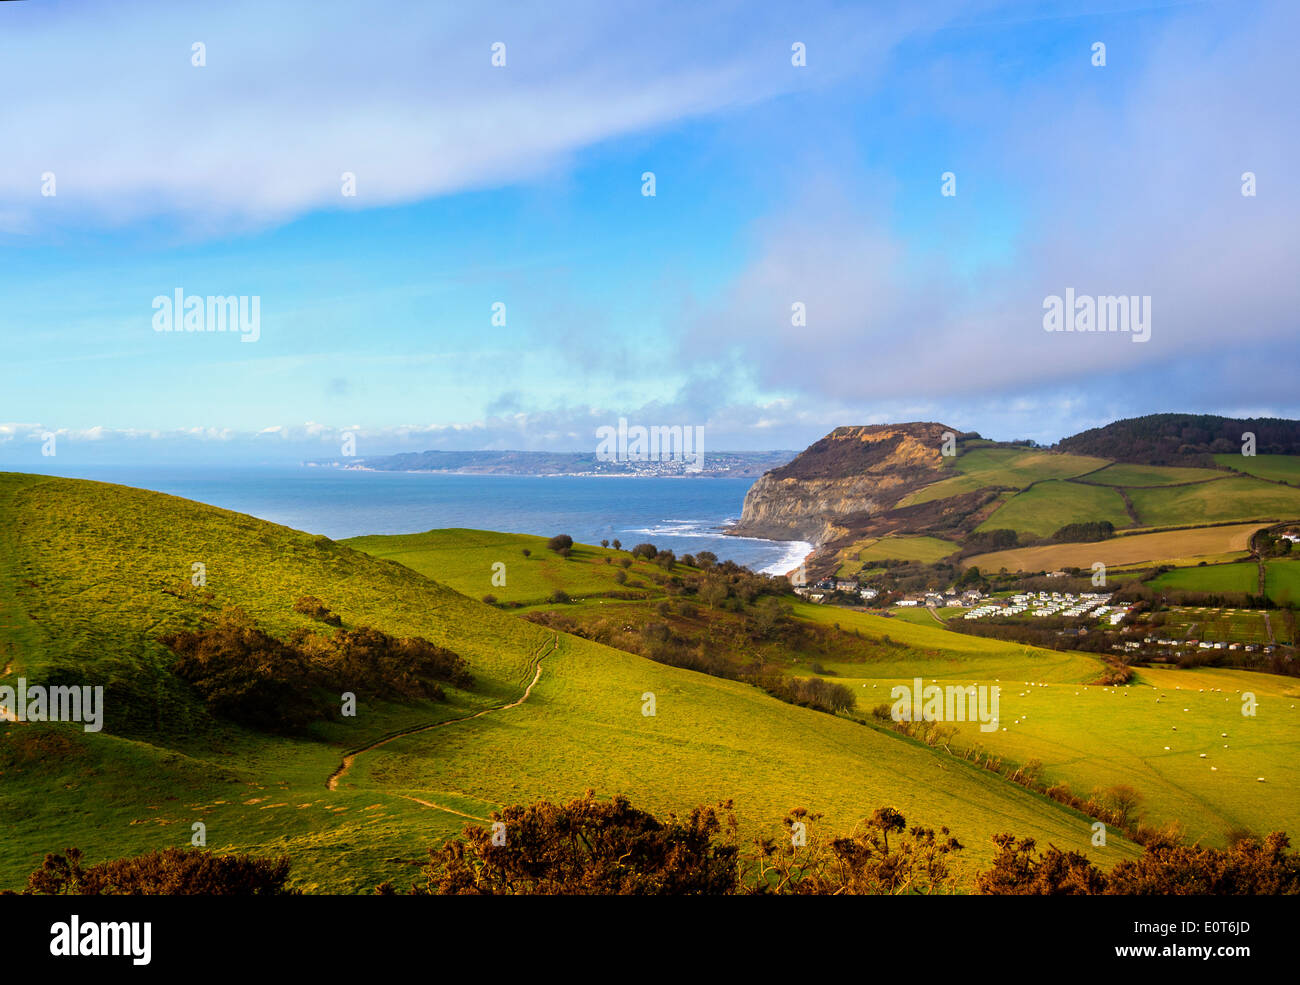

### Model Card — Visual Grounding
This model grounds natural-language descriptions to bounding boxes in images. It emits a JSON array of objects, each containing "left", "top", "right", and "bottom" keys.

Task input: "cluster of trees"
[
  {"left": 755, "top": 672, "right": 856, "bottom": 715},
  {"left": 8, "top": 847, "right": 295, "bottom": 895},
  {"left": 1050, "top": 520, "right": 1115, "bottom": 543},
  {"left": 1057, "top": 413, "right": 1300, "bottom": 465},
  {"left": 162, "top": 606, "right": 471, "bottom": 732},
  {"left": 1256, "top": 530, "right": 1294, "bottom": 557}
]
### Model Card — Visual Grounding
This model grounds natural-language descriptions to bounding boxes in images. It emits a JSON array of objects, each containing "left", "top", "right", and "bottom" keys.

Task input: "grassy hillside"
[
  {"left": 834, "top": 535, "right": 959, "bottom": 574},
  {"left": 903, "top": 447, "right": 1109, "bottom": 507},
  {"left": 343, "top": 528, "right": 670, "bottom": 606},
  {"left": 1084, "top": 463, "right": 1225, "bottom": 486},
  {"left": 1215, "top": 454, "right": 1300, "bottom": 484},
  {"left": 1128, "top": 476, "right": 1300, "bottom": 527},
  {"left": 975, "top": 480, "right": 1133, "bottom": 540},
  {"left": 792, "top": 607, "right": 1300, "bottom": 846},
  {"left": 0, "top": 473, "right": 1147, "bottom": 890}
]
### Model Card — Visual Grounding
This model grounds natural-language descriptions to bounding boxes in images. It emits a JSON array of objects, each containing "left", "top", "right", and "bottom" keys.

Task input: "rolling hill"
[{"left": 1, "top": 472, "right": 1161, "bottom": 891}]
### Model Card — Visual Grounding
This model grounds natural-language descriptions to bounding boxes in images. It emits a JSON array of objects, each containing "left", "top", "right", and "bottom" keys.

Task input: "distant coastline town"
[{"left": 307, "top": 449, "right": 795, "bottom": 478}]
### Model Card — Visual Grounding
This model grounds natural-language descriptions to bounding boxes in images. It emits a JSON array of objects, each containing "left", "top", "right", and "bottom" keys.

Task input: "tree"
[
  {"left": 547, "top": 534, "right": 573, "bottom": 553},
  {"left": 611, "top": 539, "right": 622, "bottom": 550},
  {"left": 600, "top": 539, "right": 610, "bottom": 548}
]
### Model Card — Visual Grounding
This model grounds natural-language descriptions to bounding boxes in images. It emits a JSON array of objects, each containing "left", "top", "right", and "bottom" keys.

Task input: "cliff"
[{"left": 731, "top": 423, "right": 957, "bottom": 545}]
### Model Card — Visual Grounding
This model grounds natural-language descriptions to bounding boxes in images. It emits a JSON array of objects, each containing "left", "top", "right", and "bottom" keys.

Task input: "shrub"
[
  {"left": 293, "top": 595, "right": 342, "bottom": 626},
  {"left": 15, "top": 847, "right": 295, "bottom": 896},
  {"left": 547, "top": 535, "right": 574, "bottom": 553},
  {"left": 404, "top": 792, "right": 738, "bottom": 895}
]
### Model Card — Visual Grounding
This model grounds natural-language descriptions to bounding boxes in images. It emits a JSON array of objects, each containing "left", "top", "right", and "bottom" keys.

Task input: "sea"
[{"left": 7, "top": 465, "right": 810, "bottom": 575}]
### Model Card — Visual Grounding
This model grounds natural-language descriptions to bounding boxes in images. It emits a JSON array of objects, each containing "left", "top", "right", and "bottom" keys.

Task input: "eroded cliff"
[{"left": 732, "top": 423, "right": 956, "bottom": 544}]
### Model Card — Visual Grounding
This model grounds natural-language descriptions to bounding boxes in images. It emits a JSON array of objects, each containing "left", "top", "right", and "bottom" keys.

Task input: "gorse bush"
[
  {"left": 397, "top": 792, "right": 739, "bottom": 895},
  {"left": 977, "top": 831, "right": 1300, "bottom": 895},
  {"left": 11, "top": 847, "right": 295, "bottom": 896},
  {"left": 391, "top": 793, "right": 1299, "bottom": 895},
  {"left": 292, "top": 595, "right": 342, "bottom": 626}
]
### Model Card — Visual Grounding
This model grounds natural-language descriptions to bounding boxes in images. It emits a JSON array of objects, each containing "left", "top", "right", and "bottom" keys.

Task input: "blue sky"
[{"left": 1, "top": 0, "right": 1297, "bottom": 464}]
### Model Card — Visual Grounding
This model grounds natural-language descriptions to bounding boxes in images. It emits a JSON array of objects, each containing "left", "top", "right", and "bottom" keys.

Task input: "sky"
[{"left": 1, "top": 0, "right": 1296, "bottom": 465}]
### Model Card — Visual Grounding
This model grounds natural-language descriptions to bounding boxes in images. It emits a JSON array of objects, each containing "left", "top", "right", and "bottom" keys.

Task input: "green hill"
[{"left": 0, "top": 472, "right": 1153, "bottom": 890}]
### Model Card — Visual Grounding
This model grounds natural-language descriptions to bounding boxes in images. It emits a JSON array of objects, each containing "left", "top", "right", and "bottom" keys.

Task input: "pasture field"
[
  {"left": 850, "top": 535, "right": 959, "bottom": 566},
  {"left": 1082, "top": 463, "right": 1225, "bottom": 487},
  {"left": 1265, "top": 559, "right": 1300, "bottom": 607},
  {"left": 0, "top": 472, "right": 1148, "bottom": 890},
  {"left": 974, "top": 480, "right": 1133, "bottom": 541},
  {"left": 344, "top": 528, "right": 671, "bottom": 605},
  {"left": 1152, "top": 607, "right": 1287, "bottom": 645},
  {"left": 797, "top": 606, "right": 1300, "bottom": 845},
  {"left": 1214, "top": 453, "right": 1300, "bottom": 484},
  {"left": 1128, "top": 476, "right": 1300, "bottom": 527},
  {"left": 1149, "top": 561, "right": 1260, "bottom": 595},
  {"left": 902, "top": 447, "right": 1110, "bottom": 506},
  {"left": 849, "top": 665, "right": 1300, "bottom": 847},
  {"left": 965, "top": 522, "right": 1265, "bottom": 574}
]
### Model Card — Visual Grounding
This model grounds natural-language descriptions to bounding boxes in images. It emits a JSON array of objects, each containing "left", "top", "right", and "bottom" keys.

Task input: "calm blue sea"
[{"left": 7, "top": 465, "right": 809, "bottom": 574}]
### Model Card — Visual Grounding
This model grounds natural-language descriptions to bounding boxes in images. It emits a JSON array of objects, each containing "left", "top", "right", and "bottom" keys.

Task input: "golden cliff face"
[{"left": 731, "top": 424, "right": 954, "bottom": 544}]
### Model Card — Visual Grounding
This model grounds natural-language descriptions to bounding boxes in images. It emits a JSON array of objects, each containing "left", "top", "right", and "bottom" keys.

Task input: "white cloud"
[{"left": 0, "top": 0, "right": 972, "bottom": 233}]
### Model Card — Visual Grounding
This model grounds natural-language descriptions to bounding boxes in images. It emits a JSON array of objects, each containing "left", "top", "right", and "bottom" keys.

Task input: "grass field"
[
  {"left": 975, "top": 480, "right": 1133, "bottom": 541},
  {"left": 1149, "top": 561, "right": 1260, "bottom": 595},
  {"left": 965, "top": 522, "right": 1265, "bottom": 574},
  {"left": 1265, "top": 559, "right": 1300, "bottom": 607},
  {"left": 1083, "top": 463, "right": 1226, "bottom": 487},
  {"left": 835, "top": 535, "right": 959, "bottom": 575},
  {"left": 902, "top": 447, "right": 1110, "bottom": 507},
  {"left": 1153, "top": 607, "right": 1287, "bottom": 645},
  {"left": 1, "top": 472, "right": 1157, "bottom": 890},
  {"left": 1214, "top": 454, "right": 1300, "bottom": 484},
  {"left": 796, "top": 607, "right": 1300, "bottom": 846},
  {"left": 343, "top": 528, "right": 670, "bottom": 605},
  {"left": 1128, "top": 476, "right": 1300, "bottom": 527}
]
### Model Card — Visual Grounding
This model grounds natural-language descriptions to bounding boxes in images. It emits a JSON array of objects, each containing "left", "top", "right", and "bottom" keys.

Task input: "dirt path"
[
  {"left": 925, "top": 605, "right": 946, "bottom": 625},
  {"left": 326, "top": 634, "right": 555, "bottom": 791},
  {"left": 393, "top": 793, "right": 488, "bottom": 822}
]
